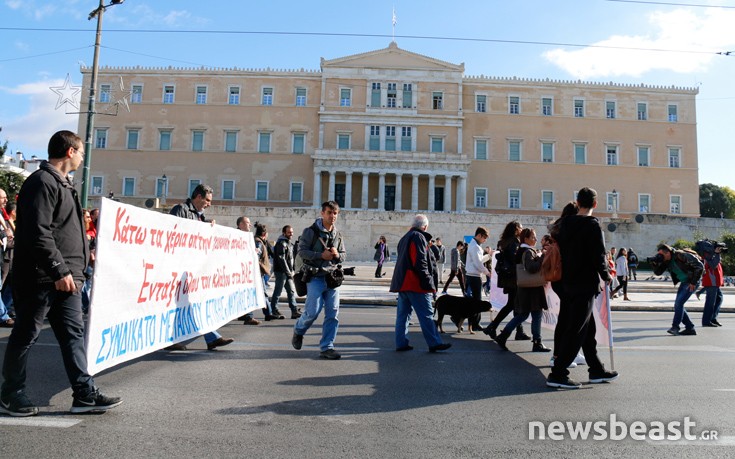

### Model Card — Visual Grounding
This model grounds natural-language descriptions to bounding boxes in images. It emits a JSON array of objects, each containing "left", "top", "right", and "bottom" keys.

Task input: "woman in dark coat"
[{"left": 374, "top": 236, "right": 389, "bottom": 278}]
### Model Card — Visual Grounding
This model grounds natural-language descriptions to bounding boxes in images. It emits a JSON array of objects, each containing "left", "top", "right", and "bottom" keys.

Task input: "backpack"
[{"left": 541, "top": 242, "right": 562, "bottom": 282}]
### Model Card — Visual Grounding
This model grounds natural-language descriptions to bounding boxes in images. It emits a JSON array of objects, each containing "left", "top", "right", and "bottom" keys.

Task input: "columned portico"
[
  {"left": 361, "top": 172, "right": 369, "bottom": 209},
  {"left": 444, "top": 176, "right": 452, "bottom": 212},
  {"left": 328, "top": 171, "right": 336, "bottom": 201},
  {"left": 428, "top": 175, "right": 436, "bottom": 211},
  {"left": 411, "top": 174, "right": 419, "bottom": 210},
  {"left": 394, "top": 173, "right": 402, "bottom": 211},
  {"left": 345, "top": 172, "right": 353, "bottom": 209},
  {"left": 378, "top": 172, "right": 386, "bottom": 210},
  {"left": 313, "top": 170, "right": 322, "bottom": 207}
]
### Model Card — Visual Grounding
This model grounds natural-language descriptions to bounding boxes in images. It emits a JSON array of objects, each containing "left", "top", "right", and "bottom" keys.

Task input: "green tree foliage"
[
  {"left": 700, "top": 183, "right": 735, "bottom": 219},
  {"left": 0, "top": 170, "right": 26, "bottom": 201},
  {"left": 0, "top": 126, "right": 8, "bottom": 156},
  {"left": 671, "top": 238, "right": 693, "bottom": 250},
  {"left": 719, "top": 232, "right": 735, "bottom": 276}
]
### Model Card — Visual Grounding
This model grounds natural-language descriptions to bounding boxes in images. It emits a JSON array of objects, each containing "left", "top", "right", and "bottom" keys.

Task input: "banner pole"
[{"left": 606, "top": 286, "right": 615, "bottom": 371}]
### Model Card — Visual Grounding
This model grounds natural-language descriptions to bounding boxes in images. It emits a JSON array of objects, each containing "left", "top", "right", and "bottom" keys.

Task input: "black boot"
[
  {"left": 494, "top": 329, "right": 511, "bottom": 351},
  {"left": 484, "top": 323, "right": 497, "bottom": 339},
  {"left": 532, "top": 339, "right": 551, "bottom": 352},
  {"left": 515, "top": 325, "right": 531, "bottom": 341}
]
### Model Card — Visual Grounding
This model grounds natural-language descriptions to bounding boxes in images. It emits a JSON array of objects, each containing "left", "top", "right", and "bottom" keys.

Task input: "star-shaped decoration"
[
  {"left": 99, "top": 76, "right": 131, "bottom": 115},
  {"left": 50, "top": 74, "right": 82, "bottom": 110}
]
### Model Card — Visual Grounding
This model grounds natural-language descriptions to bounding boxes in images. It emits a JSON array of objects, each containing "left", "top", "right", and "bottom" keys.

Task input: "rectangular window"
[
  {"left": 99, "top": 84, "right": 111, "bottom": 103},
  {"left": 432, "top": 92, "right": 443, "bottom": 110},
  {"left": 508, "top": 189, "right": 521, "bottom": 209},
  {"left": 262, "top": 87, "right": 273, "bottom": 106},
  {"left": 369, "top": 126, "right": 380, "bottom": 151},
  {"left": 574, "top": 143, "right": 587, "bottom": 164},
  {"left": 509, "top": 141, "right": 521, "bottom": 161},
  {"left": 574, "top": 99, "right": 584, "bottom": 118},
  {"left": 159, "top": 130, "right": 172, "bottom": 151},
  {"left": 606, "top": 101, "right": 616, "bottom": 119},
  {"left": 258, "top": 132, "right": 271, "bottom": 153},
  {"left": 637, "top": 102, "right": 648, "bottom": 120},
  {"left": 91, "top": 176, "right": 103, "bottom": 196},
  {"left": 126, "top": 129, "right": 139, "bottom": 150},
  {"left": 401, "top": 126, "right": 412, "bottom": 151},
  {"left": 228, "top": 86, "right": 240, "bottom": 105},
  {"left": 95, "top": 129, "right": 107, "bottom": 149},
  {"left": 607, "top": 192, "right": 618, "bottom": 212},
  {"left": 385, "top": 126, "right": 396, "bottom": 151},
  {"left": 296, "top": 87, "right": 307, "bottom": 106},
  {"left": 541, "top": 142, "right": 554, "bottom": 163},
  {"left": 606, "top": 145, "right": 618, "bottom": 166},
  {"left": 475, "top": 188, "right": 487, "bottom": 208},
  {"left": 542, "top": 97, "right": 553, "bottom": 116},
  {"left": 669, "top": 147, "right": 680, "bottom": 168},
  {"left": 192, "top": 130, "right": 204, "bottom": 152},
  {"left": 340, "top": 88, "right": 351, "bottom": 107},
  {"left": 402, "top": 83, "right": 412, "bottom": 108},
  {"left": 256, "top": 181, "right": 269, "bottom": 201},
  {"left": 290, "top": 182, "right": 303, "bottom": 202},
  {"left": 188, "top": 179, "right": 201, "bottom": 198},
  {"left": 475, "top": 139, "right": 488, "bottom": 160},
  {"left": 430, "top": 137, "right": 443, "bottom": 153},
  {"left": 225, "top": 131, "right": 238, "bottom": 152},
  {"left": 668, "top": 104, "right": 678, "bottom": 122},
  {"left": 670, "top": 195, "right": 681, "bottom": 214},
  {"left": 131, "top": 85, "right": 143, "bottom": 104},
  {"left": 196, "top": 85, "right": 207, "bottom": 104},
  {"left": 220, "top": 180, "right": 234, "bottom": 200},
  {"left": 122, "top": 177, "right": 135, "bottom": 196},
  {"left": 156, "top": 177, "right": 167, "bottom": 198},
  {"left": 163, "top": 85, "right": 175, "bottom": 104},
  {"left": 371, "top": 82, "right": 381, "bottom": 107},
  {"left": 337, "top": 134, "right": 350, "bottom": 150},
  {"left": 387, "top": 83, "right": 397, "bottom": 108},
  {"left": 476, "top": 95, "right": 487, "bottom": 113},
  {"left": 509, "top": 96, "right": 520, "bottom": 114},
  {"left": 542, "top": 191, "right": 554, "bottom": 210},
  {"left": 637, "top": 146, "right": 649, "bottom": 166},
  {"left": 292, "top": 133, "right": 305, "bottom": 154},
  {"left": 639, "top": 194, "right": 651, "bottom": 213}
]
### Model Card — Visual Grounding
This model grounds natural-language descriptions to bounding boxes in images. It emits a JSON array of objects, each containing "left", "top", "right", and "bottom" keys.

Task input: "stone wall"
[{"left": 205, "top": 206, "right": 735, "bottom": 261}]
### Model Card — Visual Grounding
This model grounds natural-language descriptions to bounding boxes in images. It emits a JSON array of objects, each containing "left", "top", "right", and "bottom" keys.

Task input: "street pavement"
[{"left": 0, "top": 264, "right": 733, "bottom": 458}]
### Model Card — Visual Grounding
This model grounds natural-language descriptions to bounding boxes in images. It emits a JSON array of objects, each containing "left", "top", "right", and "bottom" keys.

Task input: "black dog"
[{"left": 434, "top": 294, "right": 492, "bottom": 334}]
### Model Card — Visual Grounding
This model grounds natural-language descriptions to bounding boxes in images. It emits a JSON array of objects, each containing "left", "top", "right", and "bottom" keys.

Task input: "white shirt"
[{"left": 465, "top": 237, "right": 491, "bottom": 278}]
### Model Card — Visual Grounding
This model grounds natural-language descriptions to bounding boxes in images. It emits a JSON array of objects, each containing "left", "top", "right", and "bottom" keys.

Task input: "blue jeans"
[
  {"left": 395, "top": 291, "right": 443, "bottom": 349},
  {"left": 702, "top": 286, "right": 723, "bottom": 325},
  {"left": 270, "top": 271, "right": 298, "bottom": 314},
  {"left": 0, "top": 284, "right": 9, "bottom": 322},
  {"left": 2, "top": 285, "right": 95, "bottom": 399},
  {"left": 294, "top": 277, "right": 339, "bottom": 351},
  {"left": 502, "top": 309, "right": 543, "bottom": 340},
  {"left": 672, "top": 282, "right": 697, "bottom": 330}
]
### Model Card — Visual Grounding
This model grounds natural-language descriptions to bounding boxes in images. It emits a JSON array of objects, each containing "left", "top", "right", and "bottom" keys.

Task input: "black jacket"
[
  {"left": 273, "top": 235, "right": 296, "bottom": 276},
  {"left": 557, "top": 214, "right": 611, "bottom": 295},
  {"left": 389, "top": 228, "right": 435, "bottom": 293},
  {"left": 12, "top": 161, "right": 89, "bottom": 287},
  {"left": 169, "top": 198, "right": 205, "bottom": 222}
]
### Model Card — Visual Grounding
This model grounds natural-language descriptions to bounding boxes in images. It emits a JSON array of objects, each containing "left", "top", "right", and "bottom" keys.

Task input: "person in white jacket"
[{"left": 465, "top": 227, "right": 493, "bottom": 330}]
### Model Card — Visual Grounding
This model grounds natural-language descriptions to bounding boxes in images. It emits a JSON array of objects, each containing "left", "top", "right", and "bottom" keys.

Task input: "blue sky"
[{"left": 1, "top": 0, "right": 734, "bottom": 187}]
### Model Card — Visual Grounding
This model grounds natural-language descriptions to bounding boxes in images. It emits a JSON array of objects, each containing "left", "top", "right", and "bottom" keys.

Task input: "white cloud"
[
  {"left": 544, "top": 9, "right": 735, "bottom": 79},
  {"left": 5, "top": 0, "right": 22, "bottom": 9},
  {"left": 14, "top": 41, "right": 29, "bottom": 52}
]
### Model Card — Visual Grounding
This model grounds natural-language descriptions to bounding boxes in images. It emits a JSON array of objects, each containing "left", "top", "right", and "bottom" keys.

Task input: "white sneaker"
[
  {"left": 550, "top": 356, "right": 577, "bottom": 369},
  {"left": 573, "top": 354, "right": 587, "bottom": 366}
]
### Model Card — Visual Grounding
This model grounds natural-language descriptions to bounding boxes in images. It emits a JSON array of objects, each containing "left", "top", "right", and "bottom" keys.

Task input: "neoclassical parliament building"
[{"left": 78, "top": 42, "right": 700, "bottom": 218}]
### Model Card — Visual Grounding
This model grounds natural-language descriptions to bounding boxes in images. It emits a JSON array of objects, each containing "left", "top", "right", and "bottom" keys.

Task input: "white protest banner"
[
  {"left": 85, "top": 198, "right": 265, "bottom": 375},
  {"left": 539, "top": 279, "right": 612, "bottom": 347},
  {"left": 489, "top": 251, "right": 508, "bottom": 310}
]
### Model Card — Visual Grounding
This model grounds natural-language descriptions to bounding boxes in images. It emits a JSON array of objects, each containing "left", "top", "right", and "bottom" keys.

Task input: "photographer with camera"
[
  {"left": 697, "top": 241, "right": 726, "bottom": 327},
  {"left": 650, "top": 244, "right": 704, "bottom": 336},
  {"left": 291, "top": 201, "right": 346, "bottom": 360}
]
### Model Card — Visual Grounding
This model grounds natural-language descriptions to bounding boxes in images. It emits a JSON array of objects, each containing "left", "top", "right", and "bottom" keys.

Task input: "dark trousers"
[
  {"left": 550, "top": 289, "right": 605, "bottom": 378},
  {"left": 2, "top": 285, "right": 95, "bottom": 400},
  {"left": 611, "top": 276, "right": 627, "bottom": 296},
  {"left": 374, "top": 261, "right": 384, "bottom": 278},
  {"left": 490, "top": 289, "right": 523, "bottom": 332},
  {"left": 466, "top": 275, "right": 483, "bottom": 329},
  {"left": 442, "top": 269, "right": 465, "bottom": 294}
]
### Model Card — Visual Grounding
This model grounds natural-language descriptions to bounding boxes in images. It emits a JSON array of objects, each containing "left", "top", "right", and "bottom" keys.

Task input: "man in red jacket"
[
  {"left": 701, "top": 244, "right": 724, "bottom": 327},
  {"left": 390, "top": 214, "right": 450, "bottom": 353}
]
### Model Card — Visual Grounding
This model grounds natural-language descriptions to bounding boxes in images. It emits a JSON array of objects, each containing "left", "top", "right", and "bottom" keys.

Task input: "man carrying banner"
[
  {"left": 547, "top": 187, "right": 618, "bottom": 389},
  {"left": 167, "top": 184, "right": 234, "bottom": 351},
  {"left": 1, "top": 130, "right": 122, "bottom": 416},
  {"left": 291, "top": 201, "right": 346, "bottom": 360}
]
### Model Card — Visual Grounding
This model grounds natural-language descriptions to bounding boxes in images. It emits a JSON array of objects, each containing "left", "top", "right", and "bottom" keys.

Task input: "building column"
[
  {"left": 328, "top": 171, "right": 336, "bottom": 201},
  {"left": 428, "top": 174, "right": 436, "bottom": 212},
  {"left": 411, "top": 174, "right": 419, "bottom": 210},
  {"left": 456, "top": 175, "right": 466, "bottom": 212},
  {"left": 345, "top": 172, "right": 353, "bottom": 209},
  {"left": 444, "top": 175, "right": 452, "bottom": 212},
  {"left": 361, "top": 172, "right": 369, "bottom": 209},
  {"left": 313, "top": 170, "right": 322, "bottom": 207},
  {"left": 378, "top": 172, "right": 386, "bottom": 210},
  {"left": 394, "top": 173, "right": 402, "bottom": 211}
]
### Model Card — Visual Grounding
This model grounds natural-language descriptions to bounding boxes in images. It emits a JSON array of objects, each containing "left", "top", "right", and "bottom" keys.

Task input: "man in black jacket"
[
  {"left": 270, "top": 225, "right": 301, "bottom": 319},
  {"left": 547, "top": 187, "right": 618, "bottom": 389},
  {"left": 1, "top": 130, "right": 122, "bottom": 416}
]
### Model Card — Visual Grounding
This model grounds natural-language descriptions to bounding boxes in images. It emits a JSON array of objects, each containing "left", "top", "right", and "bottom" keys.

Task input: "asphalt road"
[{"left": 1, "top": 306, "right": 734, "bottom": 458}]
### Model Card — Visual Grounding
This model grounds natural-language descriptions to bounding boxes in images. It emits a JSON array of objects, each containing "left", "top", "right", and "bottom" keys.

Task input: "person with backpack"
[
  {"left": 627, "top": 248, "right": 639, "bottom": 281},
  {"left": 653, "top": 244, "right": 704, "bottom": 336},
  {"left": 291, "top": 201, "right": 346, "bottom": 360}
]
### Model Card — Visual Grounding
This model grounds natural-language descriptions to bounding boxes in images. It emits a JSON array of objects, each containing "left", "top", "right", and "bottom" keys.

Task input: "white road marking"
[{"left": 0, "top": 417, "right": 81, "bottom": 428}]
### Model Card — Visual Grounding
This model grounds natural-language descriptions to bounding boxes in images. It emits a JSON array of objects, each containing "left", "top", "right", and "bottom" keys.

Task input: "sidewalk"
[{"left": 277, "top": 261, "right": 734, "bottom": 313}]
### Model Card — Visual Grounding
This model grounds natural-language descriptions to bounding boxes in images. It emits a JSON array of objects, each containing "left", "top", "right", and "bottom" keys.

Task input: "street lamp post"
[{"left": 81, "top": 0, "right": 124, "bottom": 208}]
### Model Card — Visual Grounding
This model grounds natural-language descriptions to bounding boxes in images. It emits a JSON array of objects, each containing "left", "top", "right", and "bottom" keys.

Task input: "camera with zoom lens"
[{"left": 646, "top": 253, "right": 665, "bottom": 265}]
